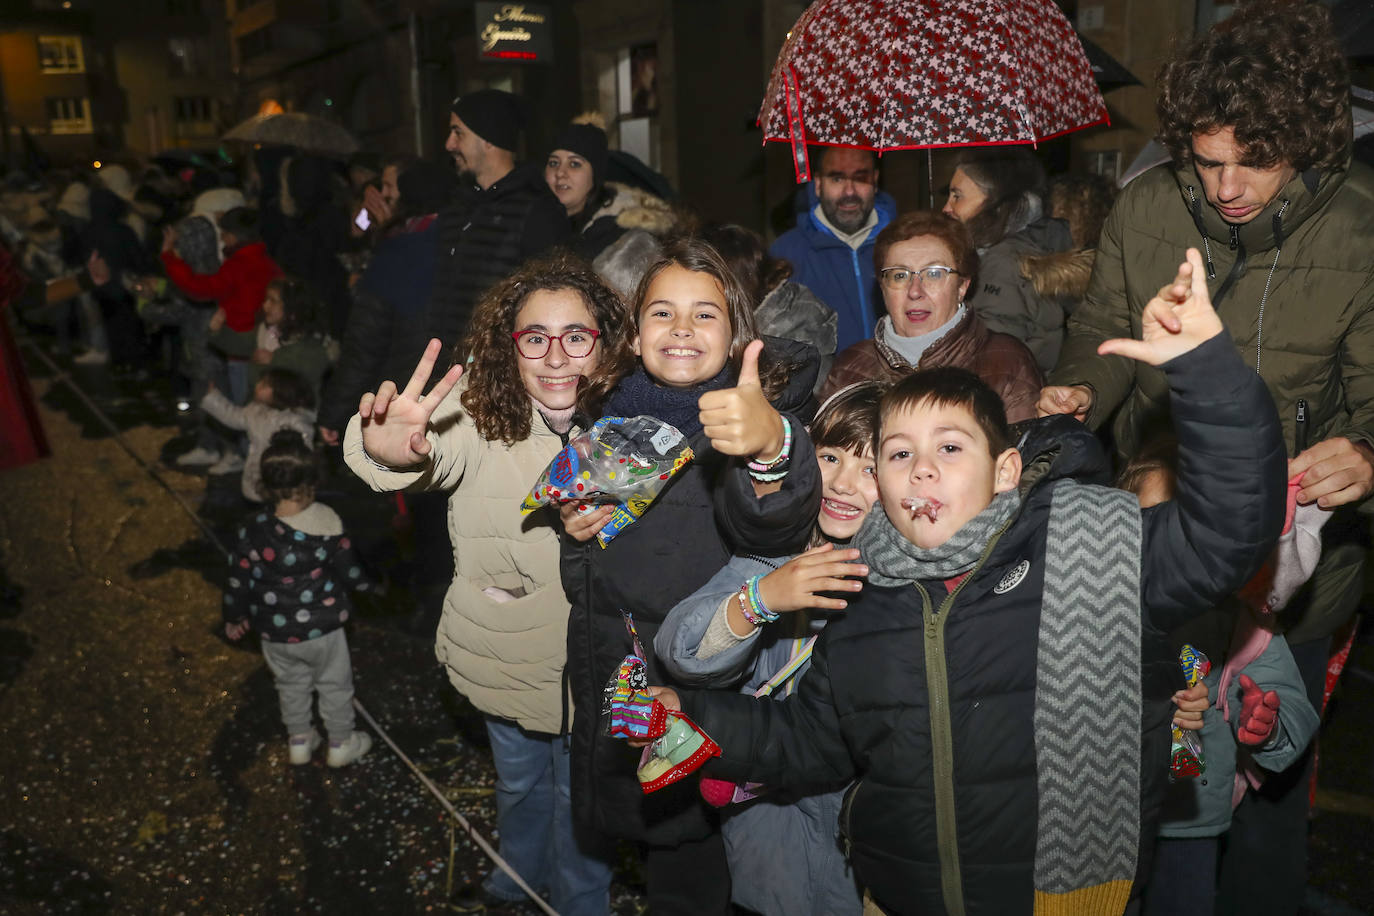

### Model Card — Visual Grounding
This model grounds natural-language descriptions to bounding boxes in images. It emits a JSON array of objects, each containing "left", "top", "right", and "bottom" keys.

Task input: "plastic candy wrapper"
[
  {"left": 1169, "top": 644, "right": 1212, "bottom": 781},
  {"left": 520, "top": 415, "right": 694, "bottom": 547},
  {"left": 602, "top": 612, "right": 720, "bottom": 794},
  {"left": 637, "top": 714, "right": 721, "bottom": 794}
]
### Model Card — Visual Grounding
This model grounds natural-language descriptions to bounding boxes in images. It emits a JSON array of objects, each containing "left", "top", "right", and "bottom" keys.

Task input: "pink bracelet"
[{"left": 736, "top": 587, "right": 763, "bottom": 627}]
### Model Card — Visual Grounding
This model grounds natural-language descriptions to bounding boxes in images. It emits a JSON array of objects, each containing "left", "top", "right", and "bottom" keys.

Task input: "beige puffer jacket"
[{"left": 343, "top": 378, "right": 571, "bottom": 733}]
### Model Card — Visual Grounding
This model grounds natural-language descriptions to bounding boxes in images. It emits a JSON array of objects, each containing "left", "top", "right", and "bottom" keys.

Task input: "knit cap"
[
  {"left": 450, "top": 89, "right": 525, "bottom": 152},
  {"left": 550, "top": 114, "right": 609, "bottom": 185}
]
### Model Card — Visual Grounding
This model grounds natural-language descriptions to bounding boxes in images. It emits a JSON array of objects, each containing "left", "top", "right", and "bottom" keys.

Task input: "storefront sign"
[{"left": 474, "top": 3, "right": 553, "bottom": 63}]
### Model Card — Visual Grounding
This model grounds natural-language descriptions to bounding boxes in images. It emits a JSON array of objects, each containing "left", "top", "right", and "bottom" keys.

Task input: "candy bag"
[
  {"left": 521, "top": 415, "right": 694, "bottom": 547},
  {"left": 602, "top": 613, "right": 720, "bottom": 794},
  {"left": 1169, "top": 644, "right": 1212, "bottom": 781}
]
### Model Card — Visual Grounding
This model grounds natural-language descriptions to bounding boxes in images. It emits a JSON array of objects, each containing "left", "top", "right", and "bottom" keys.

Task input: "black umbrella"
[
  {"left": 1077, "top": 34, "right": 1141, "bottom": 90},
  {"left": 1334, "top": 0, "right": 1374, "bottom": 60}
]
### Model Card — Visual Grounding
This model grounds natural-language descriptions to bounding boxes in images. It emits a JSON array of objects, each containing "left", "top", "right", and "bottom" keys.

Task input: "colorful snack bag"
[
  {"left": 521, "top": 415, "right": 694, "bottom": 547},
  {"left": 1169, "top": 643, "right": 1212, "bottom": 781},
  {"left": 602, "top": 613, "right": 720, "bottom": 794}
]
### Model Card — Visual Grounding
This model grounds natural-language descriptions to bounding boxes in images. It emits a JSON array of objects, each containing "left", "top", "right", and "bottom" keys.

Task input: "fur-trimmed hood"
[{"left": 587, "top": 181, "right": 677, "bottom": 236}]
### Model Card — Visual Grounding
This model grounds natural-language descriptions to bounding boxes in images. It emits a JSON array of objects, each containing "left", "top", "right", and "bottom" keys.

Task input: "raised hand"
[
  {"left": 698, "top": 339, "right": 786, "bottom": 460},
  {"left": 358, "top": 338, "right": 463, "bottom": 467},
  {"left": 756, "top": 543, "right": 867, "bottom": 614},
  {"left": 1097, "top": 248, "right": 1224, "bottom": 366},
  {"left": 363, "top": 184, "right": 392, "bottom": 226},
  {"left": 1236, "top": 674, "right": 1281, "bottom": 746}
]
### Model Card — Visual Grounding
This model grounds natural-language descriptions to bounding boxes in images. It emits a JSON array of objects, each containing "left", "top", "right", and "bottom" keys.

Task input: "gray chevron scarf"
[
  {"left": 854, "top": 490, "right": 1022, "bottom": 585},
  {"left": 1033, "top": 481, "right": 1142, "bottom": 916}
]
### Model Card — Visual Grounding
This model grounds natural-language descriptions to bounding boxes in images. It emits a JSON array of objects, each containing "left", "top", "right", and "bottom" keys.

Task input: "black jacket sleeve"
[
  {"left": 713, "top": 418, "right": 821, "bottom": 556},
  {"left": 1139, "top": 331, "right": 1287, "bottom": 634},
  {"left": 678, "top": 626, "right": 857, "bottom": 788}
]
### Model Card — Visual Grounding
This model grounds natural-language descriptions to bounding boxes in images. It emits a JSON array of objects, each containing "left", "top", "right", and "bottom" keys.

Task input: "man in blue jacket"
[{"left": 769, "top": 147, "right": 896, "bottom": 352}]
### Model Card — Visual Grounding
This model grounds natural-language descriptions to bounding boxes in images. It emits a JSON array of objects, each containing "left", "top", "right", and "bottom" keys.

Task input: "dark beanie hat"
[
  {"left": 398, "top": 159, "right": 459, "bottom": 215},
  {"left": 549, "top": 122, "right": 609, "bottom": 186},
  {"left": 450, "top": 89, "right": 524, "bottom": 152}
]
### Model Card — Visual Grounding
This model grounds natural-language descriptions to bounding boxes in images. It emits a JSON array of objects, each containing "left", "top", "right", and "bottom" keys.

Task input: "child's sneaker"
[
  {"left": 207, "top": 452, "right": 245, "bottom": 475},
  {"left": 175, "top": 445, "right": 220, "bottom": 467},
  {"left": 326, "top": 731, "right": 372, "bottom": 768},
  {"left": 287, "top": 729, "right": 321, "bottom": 765}
]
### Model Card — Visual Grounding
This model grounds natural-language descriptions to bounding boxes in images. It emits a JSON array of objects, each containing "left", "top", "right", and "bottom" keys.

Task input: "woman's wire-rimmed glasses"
[
  {"left": 511, "top": 327, "right": 602, "bottom": 359},
  {"left": 879, "top": 265, "right": 961, "bottom": 291}
]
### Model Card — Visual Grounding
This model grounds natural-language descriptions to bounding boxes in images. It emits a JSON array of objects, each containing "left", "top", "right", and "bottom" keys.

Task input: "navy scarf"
[{"left": 603, "top": 364, "right": 734, "bottom": 439}]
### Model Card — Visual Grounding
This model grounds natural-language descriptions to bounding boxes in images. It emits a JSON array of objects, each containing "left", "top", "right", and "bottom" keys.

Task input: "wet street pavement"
[{"left": 2, "top": 331, "right": 1374, "bottom": 915}]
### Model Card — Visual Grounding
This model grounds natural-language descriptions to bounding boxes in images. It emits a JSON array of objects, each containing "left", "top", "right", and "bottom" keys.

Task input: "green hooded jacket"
[{"left": 1052, "top": 158, "right": 1374, "bottom": 642}]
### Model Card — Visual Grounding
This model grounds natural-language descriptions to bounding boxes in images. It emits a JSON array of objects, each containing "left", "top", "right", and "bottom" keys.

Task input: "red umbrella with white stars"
[{"left": 760, "top": 0, "right": 1110, "bottom": 181}]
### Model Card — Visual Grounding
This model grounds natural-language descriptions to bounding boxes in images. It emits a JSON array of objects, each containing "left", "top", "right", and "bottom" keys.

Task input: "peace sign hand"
[{"left": 358, "top": 338, "right": 463, "bottom": 467}]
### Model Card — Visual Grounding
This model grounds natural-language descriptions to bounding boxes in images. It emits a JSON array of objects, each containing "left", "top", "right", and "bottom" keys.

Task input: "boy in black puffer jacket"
[{"left": 651, "top": 249, "right": 1287, "bottom": 915}]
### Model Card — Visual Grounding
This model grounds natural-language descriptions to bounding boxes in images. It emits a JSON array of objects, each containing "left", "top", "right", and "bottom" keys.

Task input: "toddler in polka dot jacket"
[{"left": 223, "top": 430, "right": 379, "bottom": 767}]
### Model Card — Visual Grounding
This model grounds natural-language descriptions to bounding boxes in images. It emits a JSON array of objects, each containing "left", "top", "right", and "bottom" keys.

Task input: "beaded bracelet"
[
  {"left": 747, "top": 417, "right": 792, "bottom": 474},
  {"left": 736, "top": 588, "right": 764, "bottom": 628},
  {"left": 745, "top": 575, "right": 781, "bottom": 623}
]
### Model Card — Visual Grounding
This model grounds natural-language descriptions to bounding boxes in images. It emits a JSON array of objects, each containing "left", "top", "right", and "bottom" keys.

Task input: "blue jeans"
[{"left": 482, "top": 718, "right": 614, "bottom": 916}]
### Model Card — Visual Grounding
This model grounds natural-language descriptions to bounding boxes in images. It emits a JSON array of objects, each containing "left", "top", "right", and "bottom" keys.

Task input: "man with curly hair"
[{"left": 1040, "top": 2, "right": 1372, "bottom": 912}]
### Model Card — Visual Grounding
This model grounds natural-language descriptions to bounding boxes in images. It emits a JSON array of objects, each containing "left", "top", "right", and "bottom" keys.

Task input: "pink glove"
[{"left": 1236, "top": 674, "right": 1281, "bottom": 746}]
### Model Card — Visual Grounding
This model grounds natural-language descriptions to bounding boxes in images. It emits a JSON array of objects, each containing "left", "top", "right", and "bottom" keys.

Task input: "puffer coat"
[
  {"left": 343, "top": 379, "right": 573, "bottom": 734},
  {"left": 682, "top": 333, "right": 1286, "bottom": 915}
]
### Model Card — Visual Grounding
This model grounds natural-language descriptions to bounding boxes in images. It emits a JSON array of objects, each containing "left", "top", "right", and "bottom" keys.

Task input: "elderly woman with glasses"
[
  {"left": 818, "top": 210, "right": 1042, "bottom": 422},
  {"left": 343, "top": 253, "right": 624, "bottom": 916}
]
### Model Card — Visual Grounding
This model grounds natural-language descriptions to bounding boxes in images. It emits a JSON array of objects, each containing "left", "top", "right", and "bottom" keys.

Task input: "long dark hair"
[
  {"left": 267, "top": 275, "right": 320, "bottom": 343},
  {"left": 951, "top": 148, "right": 1046, "bottom": 249},
  {"left": 697, "top": 223, "right": 793, "bottom": 306}
]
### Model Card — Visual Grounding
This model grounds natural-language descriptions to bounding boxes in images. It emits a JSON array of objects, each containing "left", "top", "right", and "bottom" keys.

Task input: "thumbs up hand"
[{"left": 697, "top": 339, "right": 786, "bottom": 459}]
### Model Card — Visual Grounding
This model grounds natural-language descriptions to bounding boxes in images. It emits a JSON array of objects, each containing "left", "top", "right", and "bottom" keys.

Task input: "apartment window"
[
  {"left": 46, "top": 97, "right": 92, "bottom": 134},
  {"left": 38, "top": 36, "right": 84, "bottom": 74},
  {"left": 174, "top": 96, "right": 213, "bottom": 121}
]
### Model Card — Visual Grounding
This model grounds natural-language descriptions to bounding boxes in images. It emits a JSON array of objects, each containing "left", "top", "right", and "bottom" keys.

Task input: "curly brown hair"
[
  {"left": 1156, "top": 0, "right": 1350, "bottom": 172},
  {"left": 1047, "top": 173, "right": 1117, "bottom": 249},
  {"left": 588, "top": 235, "right": 798, "bottom": 404},
  {"left": 457, "top": 253, "right": 628, "bottom": 445}
]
